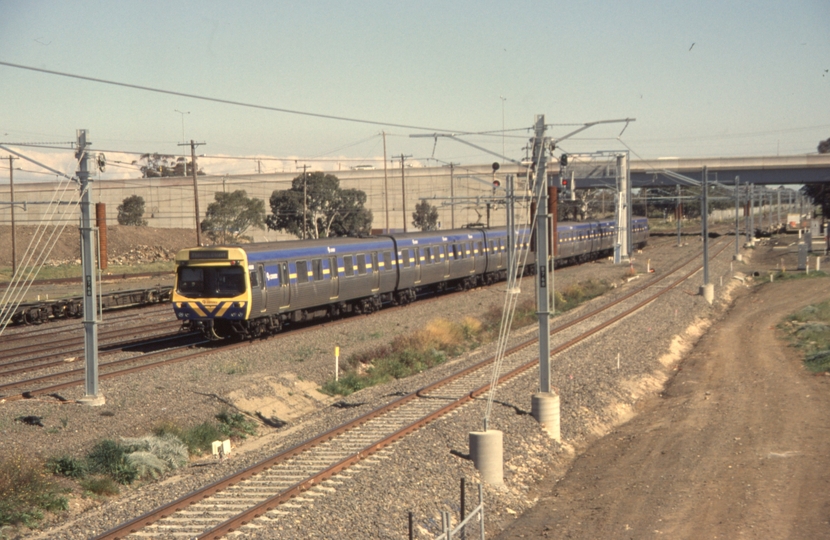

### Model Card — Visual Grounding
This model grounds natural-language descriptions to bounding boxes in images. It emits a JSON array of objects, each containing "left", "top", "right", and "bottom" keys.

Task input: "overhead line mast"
[{"left": 77, "top": 129, "right": 104, "bottom": 406}]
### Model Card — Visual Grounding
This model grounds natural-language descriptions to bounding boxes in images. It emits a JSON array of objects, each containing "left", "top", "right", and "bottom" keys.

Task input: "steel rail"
[
  {"left": 0, "top": 331, "right": 201, "bottom": 379},
  {"left": 0, "top": 320, "right": 180, "bottom": 362}
]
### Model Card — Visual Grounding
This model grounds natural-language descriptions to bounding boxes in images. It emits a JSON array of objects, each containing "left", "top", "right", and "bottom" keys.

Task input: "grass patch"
[
  {"left": 321, "top": 280, "right": 611, "bottom": 396},
  {"left": 79, "top": 476, "right": 120, "bottom": 497},
  {"left": 0, "top": 261, "right": 174, "bottom": 284},
  {"left": 768, "top": 270, "right": 828, "bottom": 282},
  {"left": 0, "top": 452, "right": 68, "bottom": 528},
  {"left": 322, "top": 318, "right": 474, "bottom": 396},
  {"left": 321, "top": 279, "right": 612, "bottom": 396},
  {"left": 780, "top": 300, "right": 830, "bottom": 373},
  {"left": 555, "top": 278, "right": 612, "bottom": 313}
]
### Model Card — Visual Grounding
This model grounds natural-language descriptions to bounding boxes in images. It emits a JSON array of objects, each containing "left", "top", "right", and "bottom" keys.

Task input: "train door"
[
  {"left": 330, "top": 256, "right": 340, "bottom": 299},
  {"left": 257, "top": 264, "right": 267, "bottom": 312},
  {"left": 441, "top": 245, "right": 450, "bottom": 278},
  {"left": 279, "top": 261, "right": 291, "bottom": 308},
  {"left": 371, "top": 253, "right": 380, "bottom": 291}
]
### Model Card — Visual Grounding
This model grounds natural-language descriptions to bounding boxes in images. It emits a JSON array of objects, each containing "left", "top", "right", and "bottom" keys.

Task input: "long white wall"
[{"left": 0, "top": 164, "right": 525, "bottom": 242}]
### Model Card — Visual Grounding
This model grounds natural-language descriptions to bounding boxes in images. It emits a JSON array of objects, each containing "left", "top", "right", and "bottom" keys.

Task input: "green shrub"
[
  {"left": 216, "top": 411, "right": 257, "bottom": 439},
  {"left": 86, "top": 440, "right": 138, "bottom": 485},
  {"left": 46, "top": 456, "right": 88, "bottom": 479}
]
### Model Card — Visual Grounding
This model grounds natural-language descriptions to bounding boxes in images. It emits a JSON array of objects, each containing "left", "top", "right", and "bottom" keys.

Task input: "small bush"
[
  {"left": 86, "top": 440, "right": 138, "bottom": 485},
  {"left": 154, "top": 421, "right": 222, "bottom": 456},
  {"left": 321, "top": 371, "right": 371, "bottom": 396},
  {"left": 79, "top": 476, "right": 120, "bottom": 497},
  {"left": 125, "top": 452, "right": 166, "bottom": 480},
  {"left": 0, "top": 453, "right": 68, "bottom": 527},
  {"left": 216, "top": 411, "right": 257, "bottom": 439},
  {"left": 781, "top": 300, "right": 830, "bottom": 373},
  {"left": 46, "top": 456, "right": 88, "bottom": 479},
  {"left": 121, "top": 434, "right": 189, "bottom": 477}
]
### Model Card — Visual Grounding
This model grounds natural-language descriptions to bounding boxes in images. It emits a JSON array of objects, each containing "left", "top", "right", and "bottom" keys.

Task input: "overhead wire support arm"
[
  {"left": 409, "top": 133, "right": 523, "bottom": 165},
  {"left": 551, "top": 118, "right": 636, "bottom": 145},
  {"left": 0, "top": 144, "right": 77, "bottom": 182}
]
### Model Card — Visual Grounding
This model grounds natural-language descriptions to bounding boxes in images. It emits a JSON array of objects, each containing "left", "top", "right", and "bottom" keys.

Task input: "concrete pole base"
[
  {"left": 77, "top": 394, "right": 106, "bottom": 407},
  {"left": 700, "top": 283, "right": 714, "bottom": 304},
  {"left": 469, "top": 430, "right": 503, "bottom": 486},
  {"left": 531, "top": 392, "right": 561, "bottom": 441},
  {"left": 733, "top": 253, "right": 743, "bottom": 262}
]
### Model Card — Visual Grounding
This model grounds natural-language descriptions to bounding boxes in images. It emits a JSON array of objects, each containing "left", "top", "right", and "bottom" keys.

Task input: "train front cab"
[{"left": 173, "top": 247, "right": 251, "bottom": 338}]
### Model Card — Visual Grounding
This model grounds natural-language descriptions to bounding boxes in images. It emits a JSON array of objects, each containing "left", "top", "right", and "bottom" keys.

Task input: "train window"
[
  {"left": 214, "top": 267, "right": 246, "bottom": 297},
  {"left": 422, "top": 247, "right": 430, "bottom": 264},
  {"left": 357, "top": 254, "right": 366, "bottom": 275},
  {"left": 249, "top": 270, "right": 258, "bottom": 288},
  {"left": 296, "top": 261, "right": 309, "bottom": 283},
  {"left": 344, "top": 255, "right": 355, "bottom": 276},
  {"left": 477, "top": 241, "right": 483, "bottom": 255},
  {"left": 177, "top": 267, "right": 204, "bottom": 294},
  {"left": 331, "top": 257, "right": 338, "bottom": 277},
  {"left": 372, "top": 252, "right": 379, "bottom": 272},
  {"left": 312, "top": 259, "right": 323, "bottom": 280},
  {"left": 402, "top": 250, "right": 410, "bottom": 268},
  {"left": 383, "top": 251, "right": 392, "bottom": 271},
  {"left": 489, "top": 240, "right": 495, "bottom": 253}
]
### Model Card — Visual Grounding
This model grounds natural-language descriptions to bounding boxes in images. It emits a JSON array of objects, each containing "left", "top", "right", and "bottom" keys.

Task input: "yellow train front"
[{"left": 172, "top": 247, "right": 251, "bottom": 339}]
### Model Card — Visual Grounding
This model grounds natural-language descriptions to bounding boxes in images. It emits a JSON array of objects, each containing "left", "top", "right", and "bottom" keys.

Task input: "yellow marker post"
[{"left": 335, "top": 346, "right": 340, "bottom": 381}]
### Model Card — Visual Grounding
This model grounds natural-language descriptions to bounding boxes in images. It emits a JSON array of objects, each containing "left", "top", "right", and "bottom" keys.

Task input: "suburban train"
[{"left": 172, "top": 218, "right": 648, "bottom": 339}]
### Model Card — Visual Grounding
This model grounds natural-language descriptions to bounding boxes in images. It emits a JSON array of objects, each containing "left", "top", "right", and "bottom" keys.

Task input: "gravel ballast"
[{"left": 0, "top": 232, "right": 768, "bottom": 539}]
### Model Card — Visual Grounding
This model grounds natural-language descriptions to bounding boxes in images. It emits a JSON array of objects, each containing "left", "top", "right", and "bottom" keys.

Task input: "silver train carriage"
[{"left": 173, "top": 219, "right": 647, "bottom": 339}]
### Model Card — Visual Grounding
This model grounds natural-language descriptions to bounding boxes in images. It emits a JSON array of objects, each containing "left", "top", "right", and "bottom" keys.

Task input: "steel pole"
[
  {"left": 735, "top": 176, "right": 741, "bottom": 255},
  {"left": 8, "top": 156, "right": 16, "bottom": 276},
  {"left": 190, "top": 140, "right": 201, "bottom": 246},
  {"left": 77, "top": 130, "right": 102, "bottom": 404},
  {"left": 676, "top": 185, "right": 682, "bottom": 247},
  {"left": 531, "top": 115, "right": 551, "bottom": 394},
  {"left": 702, "top": 166, "right": 709, "bottom": 285}
]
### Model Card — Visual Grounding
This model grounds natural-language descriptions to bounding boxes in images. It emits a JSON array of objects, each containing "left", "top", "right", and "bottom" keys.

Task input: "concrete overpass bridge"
[{"left": 560, "top": 153, "right": 830, "bottom": 188}]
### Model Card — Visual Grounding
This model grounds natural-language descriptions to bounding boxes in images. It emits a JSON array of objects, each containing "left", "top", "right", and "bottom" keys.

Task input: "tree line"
[{"left": 117, "top": 171, "right": 442, "bottom": 243}]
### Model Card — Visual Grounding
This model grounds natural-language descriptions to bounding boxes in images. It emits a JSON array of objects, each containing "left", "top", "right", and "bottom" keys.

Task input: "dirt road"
[{"left": 497, "top": 278, "right": 830, "bottom": 539}]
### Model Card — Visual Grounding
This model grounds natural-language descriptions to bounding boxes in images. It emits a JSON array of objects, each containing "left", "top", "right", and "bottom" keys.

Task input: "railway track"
[
  {"left": 94, "top": 237, "right": 733, "bottom": 539},
  {"left": 0, "top": 284, "right": 480, "bottom": 403}
]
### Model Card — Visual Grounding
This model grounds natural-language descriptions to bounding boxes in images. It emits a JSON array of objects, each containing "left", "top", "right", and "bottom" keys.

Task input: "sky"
[{"left": 0, "top": 0, "right": 828, "bottom": 183}]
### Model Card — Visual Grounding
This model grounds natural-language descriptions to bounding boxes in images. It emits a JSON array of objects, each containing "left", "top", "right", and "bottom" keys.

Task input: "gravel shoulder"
[{"left": 497, "top": 266, "right": 830, "bottom": 538}]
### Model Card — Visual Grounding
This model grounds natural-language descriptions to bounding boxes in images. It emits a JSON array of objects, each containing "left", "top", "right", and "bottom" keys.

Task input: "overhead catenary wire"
[
  {"left": 0, "top": 60, "right": 473, "bottom": 135},
  {"left": 482, "top": 156, "right": 541, "bottom": 428},
  {"left": 0, "top": 176, "right": 82, "bottom": 333},
  {"left": 0, "top": 148, "right": 85, "bottom": 335}
]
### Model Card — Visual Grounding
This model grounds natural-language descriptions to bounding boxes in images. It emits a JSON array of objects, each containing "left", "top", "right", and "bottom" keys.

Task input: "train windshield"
[{"left": 177, "top": 266, "right": 246, "bottom": 298}]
